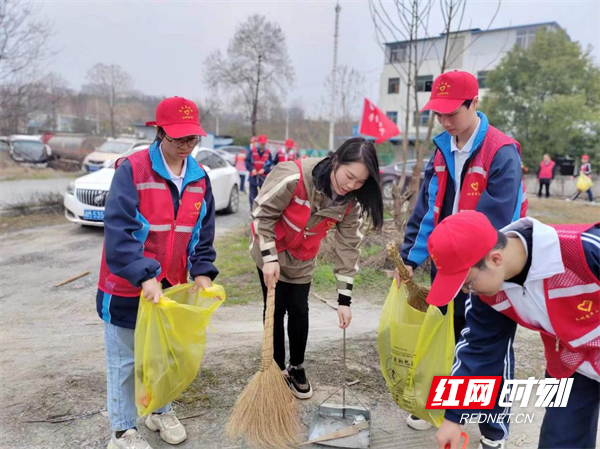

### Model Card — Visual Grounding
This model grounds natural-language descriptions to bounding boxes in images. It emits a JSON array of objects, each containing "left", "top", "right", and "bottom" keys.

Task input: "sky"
[{"left": 38, "top": 0, "right": 599, "bottom": 118}]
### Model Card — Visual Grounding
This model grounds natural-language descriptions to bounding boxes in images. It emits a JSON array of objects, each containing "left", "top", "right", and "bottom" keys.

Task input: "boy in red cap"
[
  {"left": 397, "top": 70, "right": 527, "bottom": 446},
  {"left": 245, "top": 134, "right": 272, "bottom": 210},
  {"left": 272, "top": 138, "right": 297, "bottom": 166},
  {"left": 99, "top": 97, "right": 219, "bottom": 449},
  {"left": 428, "top": 211, "right": 599, "bottom": 449}
]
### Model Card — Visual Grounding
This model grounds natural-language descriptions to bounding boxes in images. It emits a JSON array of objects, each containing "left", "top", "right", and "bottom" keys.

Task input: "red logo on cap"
[
  {"left": 437, "top": 81, "right": 451, "bottom": 96},
  {"left": 180, "top": 105, "right": 194, "bottom": 120}
]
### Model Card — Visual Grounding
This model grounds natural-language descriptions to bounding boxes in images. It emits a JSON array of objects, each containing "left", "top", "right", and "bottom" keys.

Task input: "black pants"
[
  {"left": 258, "top": 268, "right": 311, "bottom": 371},
  {"left": 538, "top": 371, "right": 599, "bottom": 448},
  {"left": 538, "top": 179, "right": 551, "bottom": 198},
  {"left": 572, "top": 189, "right": 594, "bottom": 202}
]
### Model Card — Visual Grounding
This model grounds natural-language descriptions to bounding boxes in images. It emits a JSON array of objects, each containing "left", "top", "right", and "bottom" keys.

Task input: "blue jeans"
[{"left": 104, "top": 322, "right": 171, "bottom": 431}]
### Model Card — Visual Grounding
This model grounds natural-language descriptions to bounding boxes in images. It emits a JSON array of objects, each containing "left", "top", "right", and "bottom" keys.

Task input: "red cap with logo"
[
  {"left": 257, "top": 134, "right": 268, "bottom": 144},
  {"left": 146, "top": 96, "right": 206, "bottom": 138},
  {"left": 285, "top": 138, "right": 294, "bottom": 148},
  {"left": 426, "top": 210, "right": 497, "bottom": 306},
  {"left": 421, "top": 71, "right": 479, "bottom": 114}
]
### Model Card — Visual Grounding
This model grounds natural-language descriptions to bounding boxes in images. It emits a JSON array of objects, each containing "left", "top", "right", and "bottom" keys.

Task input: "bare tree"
[
  {"left": 41, "top": 72, "right": 70, "bottom": 131},
  {"left": 85, "top": 63, "right": 133, "bottom": 137},
  {"left": 0, "top": 0, "right": 56, "bottom": 134},
  {"left": 369, "top": 0, "right": 501, "bottom": 230},
  {"left": 204, "top": 14, "right": 294, "bottom": 136},
  {"left": 0, "top": 0, "right": 53, "bottom": 81},
  {"left": 323, "top": 64, "right": 366, "bottom": 128}
]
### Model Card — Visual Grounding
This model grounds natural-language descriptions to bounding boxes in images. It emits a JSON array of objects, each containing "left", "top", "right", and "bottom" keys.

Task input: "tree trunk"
[{"left": 251, "top": 55, "right": 262, "bottom": 136}]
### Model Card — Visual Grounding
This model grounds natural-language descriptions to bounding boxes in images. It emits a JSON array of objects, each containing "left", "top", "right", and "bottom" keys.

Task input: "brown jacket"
[{"left": 250, "top": 158, "right": 363, "bottom": 304}]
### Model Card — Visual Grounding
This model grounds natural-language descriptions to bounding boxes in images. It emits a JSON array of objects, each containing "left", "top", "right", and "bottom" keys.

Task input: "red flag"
[{"left": 359, "top": 98, "right": 401, "bottom": 143}]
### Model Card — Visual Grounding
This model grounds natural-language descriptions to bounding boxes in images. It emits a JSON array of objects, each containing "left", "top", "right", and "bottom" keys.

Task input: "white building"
[{"left": 378, "top": 22, "right": 565, "bottom": 140}]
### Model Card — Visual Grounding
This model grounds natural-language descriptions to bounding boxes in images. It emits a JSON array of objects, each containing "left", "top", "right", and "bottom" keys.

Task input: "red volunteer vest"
[
  {"left": 251, "top": 148, "right": 271, "bottom": 172},
  {"left": 432, "top": 126, "right": 528, "bottom": 226},
  {"left": 98, "top": 150, "right": 206, "bottom": 297},
  {"left": 277, "top": 149, "right": 296, "bottom": 163},
  {"left": 252, "top": 160, "right": 352, "bottom": 261},
  {"left": 538, "top": 161, "right": 555, "bottom": 179},
  {"left": 480, "top": 223, "right": 600, "bottom": 378}
]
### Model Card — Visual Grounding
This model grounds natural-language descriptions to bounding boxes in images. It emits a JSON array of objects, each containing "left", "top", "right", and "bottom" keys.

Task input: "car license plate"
[{"left": 84, "top": 210, "right": 105, "bottom": 221}]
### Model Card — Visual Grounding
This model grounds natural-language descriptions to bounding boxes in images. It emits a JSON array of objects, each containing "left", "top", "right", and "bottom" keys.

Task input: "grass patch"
[
  {"left": 313, "top": 262, "right": 392, "bottom": 303},
  {"left": 213, "top": 230, "right": 262, "bottom": 305},
  {"left": 527, "top": 197, "right": 596, "bottom": 224}
]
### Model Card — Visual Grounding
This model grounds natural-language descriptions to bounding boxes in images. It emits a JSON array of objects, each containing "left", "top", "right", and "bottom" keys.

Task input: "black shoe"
[{"left": 287, "top": 365, "right": 313, "bottom": 399}]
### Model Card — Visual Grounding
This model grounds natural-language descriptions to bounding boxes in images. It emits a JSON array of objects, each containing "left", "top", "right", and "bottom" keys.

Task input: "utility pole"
[{"left": 328, "top": 3, "right": 341, "bottom": 152}]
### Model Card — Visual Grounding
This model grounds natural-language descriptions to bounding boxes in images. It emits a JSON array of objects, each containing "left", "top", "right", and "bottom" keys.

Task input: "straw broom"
[
  {"left": 387, "top": 242, "right": 430, "bottom": 312},
  {"left": 226, "top": 288, "right": 302, "bottom": 449}
]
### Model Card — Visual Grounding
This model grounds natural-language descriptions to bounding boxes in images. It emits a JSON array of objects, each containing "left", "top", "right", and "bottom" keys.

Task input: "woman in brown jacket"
[{"left": 250, "top": 137, "right": 384, "bottom": 398}]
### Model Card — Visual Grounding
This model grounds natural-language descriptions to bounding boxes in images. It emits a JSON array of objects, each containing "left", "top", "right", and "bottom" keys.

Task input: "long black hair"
[{"left": 314, "top": 137, "right": 384, "bottom": 229}]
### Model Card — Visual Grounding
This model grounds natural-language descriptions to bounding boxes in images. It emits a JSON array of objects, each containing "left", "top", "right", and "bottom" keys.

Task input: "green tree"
[{"left": 481, "top": 27, "right": 600, "bottom": 168}]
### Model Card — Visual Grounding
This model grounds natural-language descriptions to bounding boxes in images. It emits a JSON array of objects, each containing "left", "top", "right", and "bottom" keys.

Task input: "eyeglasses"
[
  {"left": 164, "top": 135, "right": 199, "bottom": 148},
  {"left": 462, "top": 269, "right": 483, "bottom": 294}
]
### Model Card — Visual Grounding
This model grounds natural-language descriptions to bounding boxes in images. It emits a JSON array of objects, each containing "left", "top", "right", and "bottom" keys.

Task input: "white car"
[
  {"left": 64, "top": 146, "right": 240, "bottom": 227},
  {"left": 81, "top": 137, "right": 152, "bottom": 172}
]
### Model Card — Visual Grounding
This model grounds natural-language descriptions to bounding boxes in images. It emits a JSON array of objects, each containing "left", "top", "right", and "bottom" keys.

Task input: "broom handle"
[
  {"left": 342, "top": 327, "right": 346, "bottom": 418},
  {"left": 260, "top": 288, "right": 276, "bottom": 371}
]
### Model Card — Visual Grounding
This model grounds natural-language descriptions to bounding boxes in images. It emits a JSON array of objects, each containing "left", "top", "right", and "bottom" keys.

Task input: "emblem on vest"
[
  {"left": 326, "top": 221, "right": 336, "bottom": 232},
  {"left": 467, "top": 181, "right": 481, "bottom": 197},
  {"left": 576, "top": 300, "right": 598, "bottom": 321}
]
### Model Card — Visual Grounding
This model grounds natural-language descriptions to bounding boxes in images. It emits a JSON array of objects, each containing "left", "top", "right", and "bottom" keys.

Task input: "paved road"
[{"left": 0, "top": 177, "right": 73, "bottom": 208}]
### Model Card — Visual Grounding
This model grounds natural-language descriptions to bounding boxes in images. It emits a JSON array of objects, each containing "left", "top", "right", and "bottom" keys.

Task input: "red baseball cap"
[
  {"left": 257, "top": 134, "right": 268, "bottom": 144},
  {"left": 146, "top": 97, "right": 206, "bottom": 138},
  {"left": 285, "top": 138, "right": 294, "bottom": 148},
  {"left": 421, "top": 71, "right": 479, "bottom": 114},
  {"left": 426, "top": 211, "right": 497, "bottom": 306}
]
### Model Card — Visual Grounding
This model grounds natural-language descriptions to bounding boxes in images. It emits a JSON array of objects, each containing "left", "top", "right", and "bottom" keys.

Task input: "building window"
[
  {"left": 388, "top": 78, "right": 400, "bottom": 94},
  {"left": 413, "top": 110, "right": 431, "bottom": 127},
  {"left": 516, "top": 26, "right": 540, "bottom": 49},
  {"left": 416, "top": 75, "right": 434, "bottom": 92},
  {"left": 386, "top": 111, "right": 398, "bottom": 124},
  {"left": 387, "top": 43, "right": 407, "bottom": 63},
  {"left": 477, "top": 71, "right": 489, "bottom": 89}
]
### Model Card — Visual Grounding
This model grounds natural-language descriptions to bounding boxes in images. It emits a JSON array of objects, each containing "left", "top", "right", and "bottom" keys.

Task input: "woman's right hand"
[
  {"left": 393, "top": 265, "right": 413, "bottom": 289},
  {"left": 262, "top": 261, "right": 280, "bottom": 290},
  {"left": 142, "top": 278, "right": 162, "bottom": 304}
]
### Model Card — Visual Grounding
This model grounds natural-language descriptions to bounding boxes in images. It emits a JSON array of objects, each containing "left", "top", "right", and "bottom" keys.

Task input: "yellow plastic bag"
[
  {"left": 135, "top": 283, "right": 225, "bottom": 415},
  {"left": 378, "top": 279, "right": 454, "bottom": 427},
  {"left": 577, "top": 173, "right": 593, "bottom": 192}
]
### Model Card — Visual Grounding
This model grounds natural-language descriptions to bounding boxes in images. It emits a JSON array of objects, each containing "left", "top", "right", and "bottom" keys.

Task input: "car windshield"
[
  {"left": 220, "top": 146, "right": 243, "bottom": 154},
  {"left": 12, "top": 140, "right": 45, "bottom": 160},
  {"left": 97, "top": 141, "right": 132, "bottom": 154}
]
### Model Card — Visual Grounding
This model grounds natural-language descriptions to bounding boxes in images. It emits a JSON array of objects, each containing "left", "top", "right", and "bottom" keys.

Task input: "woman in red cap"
[
  {"left": 568, "top": 154, "right": 594, "bottom": 202},
  {"left": 98, "top": 97, "right": 219, "bottom": 449},
  {"left": 250, "top": 137, "right": 384, "bottom": 399}
]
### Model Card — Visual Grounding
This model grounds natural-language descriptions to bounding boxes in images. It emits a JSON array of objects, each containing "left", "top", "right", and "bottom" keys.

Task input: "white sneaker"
[
  {"left": 406, "top": 414, "right": 432, "bottom": 430},
  {"left": 145, "top": 411, "right": 187, "bottom": 445},
  {"left": 107, "top": 429, "right": 152, "bottom": 449},
  {"left": 478, "top": 436, "right": 506, "bottom": 449}
]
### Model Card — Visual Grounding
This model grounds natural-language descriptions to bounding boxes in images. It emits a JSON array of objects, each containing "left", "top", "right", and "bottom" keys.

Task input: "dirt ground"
[{"left": 0, "top": 198, "right": 597, "bottom": 448}]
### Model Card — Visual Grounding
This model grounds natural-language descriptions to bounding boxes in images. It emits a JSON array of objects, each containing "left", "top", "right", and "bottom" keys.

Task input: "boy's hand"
[
  {"left": 436, "top": 420, "right": 462, "bottom": 449},
  {"left": 262, "top": 261, "right": 280, "bottom": 289},
  {"left": 142, "top": 278, "right": 162, "bottom": 304},
  {"left": 189, "top": 276, "right": 212, "bottom": 293}
]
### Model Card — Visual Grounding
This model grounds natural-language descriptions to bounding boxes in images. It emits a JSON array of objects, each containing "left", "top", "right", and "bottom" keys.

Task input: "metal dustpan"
[{"left": 305, "top": 329, "right": 371, "bottom": 448}]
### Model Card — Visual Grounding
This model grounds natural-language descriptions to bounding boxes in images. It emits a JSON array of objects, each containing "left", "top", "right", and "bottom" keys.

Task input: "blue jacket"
[
  {"left": 401, "top": 112, "right": 524, "bottom": 316},
  {"left": 96, "top": 143, "right": 218, "bottom": 329},
  {"left": 245, "top": 147, "right": 272, "bottom": 187},
  {"left": 445, "top": 224, "right": 600, "bottom": 428}
]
